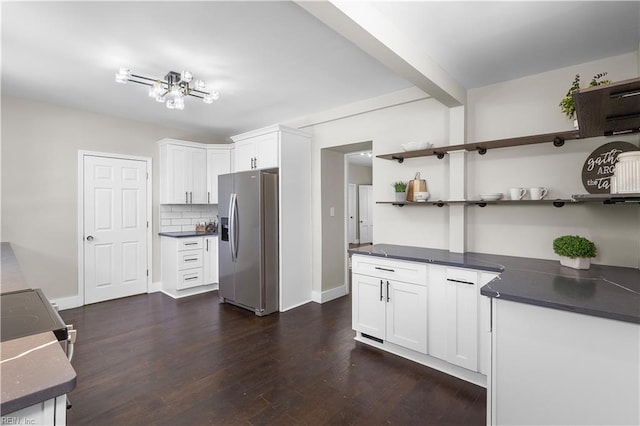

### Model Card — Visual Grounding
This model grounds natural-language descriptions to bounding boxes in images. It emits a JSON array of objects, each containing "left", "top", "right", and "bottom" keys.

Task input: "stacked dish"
[
  {"left": 479, "top": 193, "right": 503, "bottom": 201},
  {"left": 401, "top": 141, "right": 433, "bottom": 151}
]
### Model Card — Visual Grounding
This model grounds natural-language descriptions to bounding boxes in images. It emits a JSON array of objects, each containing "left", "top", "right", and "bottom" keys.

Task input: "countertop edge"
[
  {"left": 159, "top": 231, "right": 218, "bottom": 238},
  {"left": 1, "top": 371, "right": 76, "bottom": 416}
]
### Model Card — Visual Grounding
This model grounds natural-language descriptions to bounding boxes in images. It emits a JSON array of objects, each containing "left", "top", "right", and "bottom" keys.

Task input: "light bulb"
[
  {"left": 194, "top": 79, "right": 206, "bottom": 90},
  {"left": 148, "top": 82, "right": 162, "bottom": 98},
  {"left": 174, "top": 97, "right": 185, "bottom": 110},
  {"left": 203, "top": 94, "right": 214, "bottom": 104},
  {"left": 115, "top": 68, "right": 131, "bottom": 84},
  {"left": 180, "top": 70, "right": 193, "bottom": 83},
  {"left": 166, "top": 99, "right": 176, "bottom": 109},
  {"left": 210, "top": 91, "right": 219, "bottom": 100}
]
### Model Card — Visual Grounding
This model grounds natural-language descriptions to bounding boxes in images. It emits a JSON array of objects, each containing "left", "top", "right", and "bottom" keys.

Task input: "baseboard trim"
[
  {"left": 149, "top": 281, "right": 162, "bottom": 293},
  {"left": 280, "top": 298, "right": 313, "bottom": 312},
  {"left": 51, "top": 295, "right": 83, "bottom": 311},
  {"left": 312, "top": 285, "right": 348, "bottom": 304},
  {"left": 159, "top": 284, "right": 218, "bottom": 300}
]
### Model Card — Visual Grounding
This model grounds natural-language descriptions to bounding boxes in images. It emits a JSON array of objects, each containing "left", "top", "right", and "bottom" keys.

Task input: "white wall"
[
  {"left": 321, "top": 149, "right": 346, "bottom": 292},
  {"left": 1, "top": 96, "right": 225, "bottom": 301},
  {"left": 306, "top": 52, "right": 639, "bottom": 298},
  {"left": 466, "top": 52, "right": 639, "bottom": 267},
  {"left": 306, "top": 97, "right": 450, "bottom": 294},
  {"left": 348, "top": 163, "right": 372, "bottom": 185}
]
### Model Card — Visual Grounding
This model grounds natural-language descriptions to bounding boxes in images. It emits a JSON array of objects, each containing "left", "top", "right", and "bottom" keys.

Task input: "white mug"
[
  {"left": 530, "top": 187, "right": 548, "bottom": 200},
  {"left": 509, "top": 187, "right": 526, "bottom": 200}
]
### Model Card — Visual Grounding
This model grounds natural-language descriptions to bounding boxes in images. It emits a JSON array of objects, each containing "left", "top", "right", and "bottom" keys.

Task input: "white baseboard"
[
  {"left": 51, "top": 295, "right": 83, "bottom": 311},
  {"left": 159, "top": 284, "right": 218, "bottom": 299},
  {"left": 280, "top": 298, "right": 313, "bottom": 312},
  {"left": 311, "top": 285, "right": 348, "bottom": 304},
  {"left": 149, "top": 281, "right": 162, "bottom": 293}
]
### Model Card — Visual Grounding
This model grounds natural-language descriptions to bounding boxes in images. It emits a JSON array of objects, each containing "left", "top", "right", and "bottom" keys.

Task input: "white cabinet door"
[
  {"left": 203, "top": 236, "right": 218, "bottom": 284},
  {"left": 190, "top": 148, "right": 207, "bottom": 204},
  {"left": 386, "top": 280, "right": 427, "bottom": 353},
  {"left": 207, "top": 149, "right": 231, "bottom": 204},
  {"left": 233, "top": 133, "right": 279, "bottom": 172},
  {"left": 234, "top": 139, "right": 255, "bottom": 172},
  {"left": 358, "top": 185, "right": 373, "bottom": 244},
  {"left": 352, "top": 273, "right": 386, "bottom": 340},
  {"left": 160, "top": 143, "right": 206, "bottom": 204},
  {"left": 445, "top": 268, "right": 478, "bottom": 371},
  {"left": 254, "top": 133, "right": 279, "bottom": 170}
]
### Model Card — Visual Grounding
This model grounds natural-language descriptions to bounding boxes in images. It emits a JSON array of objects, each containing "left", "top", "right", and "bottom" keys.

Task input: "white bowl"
[
  {"left": 479, "top": 193, "right": 503, "bottom": 201},
  {"left": 401, "top": 141, "right": 433, "bottom": 151},
  {"left": 413, "top": 191, "right": 430, "bottom": 202}
]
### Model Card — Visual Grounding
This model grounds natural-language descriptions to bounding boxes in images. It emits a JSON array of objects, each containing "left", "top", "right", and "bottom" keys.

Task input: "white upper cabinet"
[
  {"left": 206, "top": 148, "right": 231, "bottom": 204},
  {"left": 160, "top": 140, "right": 207, "bottom": 204},
  {"left": 232, "top": 132, "right": 279, "bottom": 172}
]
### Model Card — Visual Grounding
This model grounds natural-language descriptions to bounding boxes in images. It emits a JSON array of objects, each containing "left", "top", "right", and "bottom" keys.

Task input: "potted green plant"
[
  {"left": 392, "top": 181, "right": 407, "bottom": 202},
  {"left": 552, "top": 235, "right": 597, "bottom": 270},
  {"left": 559, "top": 72, "right": 611, "bottom": 128}
]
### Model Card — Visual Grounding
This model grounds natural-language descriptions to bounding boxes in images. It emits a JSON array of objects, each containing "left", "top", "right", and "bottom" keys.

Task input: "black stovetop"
[{"left": 1, "top": 289, "right": 68, "bottom": 342}]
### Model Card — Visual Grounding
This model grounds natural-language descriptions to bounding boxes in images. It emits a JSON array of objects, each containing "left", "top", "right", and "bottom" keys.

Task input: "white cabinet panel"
[
  {"left": 386, "top": 280, "right": 427, "bottom": 353},
  {"left": 160, "top": 141, "right": 207, "bottom": 204},
  {"left": 203, "top": 236, "right": 218, "bottom": 284},
  {"left": 352, "top": 255, "right": 427, "bottom": 355},
  {"left": 352, "top": 273, "right": 386, "bottom": 340},
  {"left": 233, "top": 133, "right": 278, "bottom": 172},
  {"left": 206, "top": 148, "right": 231, "bottom": 204}
]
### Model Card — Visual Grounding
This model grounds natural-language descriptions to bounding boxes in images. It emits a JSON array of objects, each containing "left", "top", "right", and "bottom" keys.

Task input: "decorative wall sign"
[{"left": 581, "top": 141, "right": 639, "bottom": 193}]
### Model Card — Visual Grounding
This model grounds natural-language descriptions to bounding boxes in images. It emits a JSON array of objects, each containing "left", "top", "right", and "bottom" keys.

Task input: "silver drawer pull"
[
  {"left": 185, "top": 276, "right": 199, "bottom": 281},
  {"left": 184, "top": 242, "right": 198, "bottom": 246},
  {"left": 184, "top": 258, "right": 198, "bottom": 262},
  {"left": 447, "top": 278, "right": 475, "bottom": 285},
  {"left": 375, "top": 266, "right": 395, "bottom": 272}
]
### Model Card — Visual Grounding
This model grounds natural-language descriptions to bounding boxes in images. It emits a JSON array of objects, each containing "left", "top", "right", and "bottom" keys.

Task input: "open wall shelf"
[
  {"left": 378, "top": 130, "right": 581, "bottom": 163},
  {"left": 378, "top": 194, "right": 640, "bottom": 207}
]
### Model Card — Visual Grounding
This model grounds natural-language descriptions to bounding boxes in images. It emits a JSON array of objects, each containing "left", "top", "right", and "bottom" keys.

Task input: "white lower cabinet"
[
  {"left": 428, "top": 266, "right": 479, "bottom": 371},
  {"left": 352, "top": 254, "right": 498, "bottom": 385},
  {"left": 161, "top": 236, "right": 218, "bottom": 295},
  {"left": 5, "top": 395, "right": 67, "bottom": 425},
  {"left": 203, "top": 236, "right": 218, "bottom": 285},
  {"left": 352, "top": 256, "right": 428, "bottom": 354}
]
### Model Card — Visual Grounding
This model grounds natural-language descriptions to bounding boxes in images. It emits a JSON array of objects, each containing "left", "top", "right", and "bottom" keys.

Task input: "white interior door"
[
  {"left": 347, "top": 183, "right": 357, "bottom": 244},
  {"left": 358, "top": 185, "right": 373, "bottom": 244},
  {"left": 83, "top": 155, "right": 148, "bottom": 304}
]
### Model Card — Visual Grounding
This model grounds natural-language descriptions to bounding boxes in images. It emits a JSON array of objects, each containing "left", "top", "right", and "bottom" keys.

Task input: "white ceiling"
[{"left": 2, "top": 1, "right": 638, "bottom": 139}]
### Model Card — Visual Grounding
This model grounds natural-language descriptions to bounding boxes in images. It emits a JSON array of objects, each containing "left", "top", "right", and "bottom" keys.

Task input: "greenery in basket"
[
  {"left": 559, "top": 72, "right": 612, "bottom": 119},
  {"left": 392, "top": 181, "right": 407, "bottom": 192},
  {"left": 552, "top": 235, "right": 597, "bottom": 259}
]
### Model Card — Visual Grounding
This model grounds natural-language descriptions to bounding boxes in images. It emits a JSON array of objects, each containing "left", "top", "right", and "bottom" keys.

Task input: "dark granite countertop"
[
  {"left": 159, "top": 231, "right": 218, "bottom": 238},
  {"left": 1, "top": 242, "right": 77, "bottom": 415},
  {"left": 349, "top": 244, "right": 640, "bottom": 324}
]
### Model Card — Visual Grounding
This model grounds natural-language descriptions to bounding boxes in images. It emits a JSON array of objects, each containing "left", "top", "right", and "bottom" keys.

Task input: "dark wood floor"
[{"left": 60, "top": 291, "right": 486, "bottom": 425}]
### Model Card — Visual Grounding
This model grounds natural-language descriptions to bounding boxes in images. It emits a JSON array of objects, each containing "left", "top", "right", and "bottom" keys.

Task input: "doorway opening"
[{"left": 320, "top": 141, "right": 372, "bottom": 299}]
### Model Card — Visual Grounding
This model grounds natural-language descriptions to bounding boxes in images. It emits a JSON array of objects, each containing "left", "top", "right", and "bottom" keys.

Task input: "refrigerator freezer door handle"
[
  {"left": 229, "top": 193, "right": 237, "bottom": 262},
  {"left": 232, "top": 194, "right": 239, "bottom": 260}
]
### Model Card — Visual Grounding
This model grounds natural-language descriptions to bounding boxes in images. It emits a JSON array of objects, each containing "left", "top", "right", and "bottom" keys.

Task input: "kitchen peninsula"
[
  {"left": 349, "top": 243, "right": 640, "bottom": 425},
  {"left": 1, "top": 243, "right": 77, "bottom": 424}
]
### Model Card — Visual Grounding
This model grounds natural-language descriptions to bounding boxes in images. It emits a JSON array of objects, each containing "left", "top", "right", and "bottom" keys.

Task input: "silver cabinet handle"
[
  {"left": 386, "top": 281, "right": 390, "bottom": 302},
  {"left": 379, "top": 280, "right": 383, "bottom": 301},
  {"left": 206, "top": 239, "right": 209, "bottom": 251},
  {"left": 184, "top": 258, "right": 198, "bottom": 262},
  {"left": 190, "top": 192, "right": 193, "bottom": 204},
  {"left": 186, "top": 191, "right": 189, "bottom": 203},
  {"left": 208, "top": 192, "right": 210, "bottom": 204},
  {"left": 375, "top": 266, "right": 395, "bottom": 272},
  {"left": 86, "top": 235, "right": 94, "bottom": 241},
  {"left": 185, "top": 276, "right": 198, "bottom": 281},
  {"left": 184, "top": 242, "right": 198, "bottom": 246}
]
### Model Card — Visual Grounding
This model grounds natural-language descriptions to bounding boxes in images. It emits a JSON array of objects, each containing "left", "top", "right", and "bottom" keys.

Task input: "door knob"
[{"left": 86, "top": 235, "right": 94, "bottom": 241}]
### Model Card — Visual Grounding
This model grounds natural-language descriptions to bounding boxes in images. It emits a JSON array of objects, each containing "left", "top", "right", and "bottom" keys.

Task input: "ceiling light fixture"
[{"left": 114, "top": 68, "right": 219, "bottom": 110}]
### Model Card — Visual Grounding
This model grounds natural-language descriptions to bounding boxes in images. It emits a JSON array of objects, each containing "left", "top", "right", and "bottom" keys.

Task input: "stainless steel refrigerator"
[{"left": 218, "top": 169, "right": 279, "bottom": 316}]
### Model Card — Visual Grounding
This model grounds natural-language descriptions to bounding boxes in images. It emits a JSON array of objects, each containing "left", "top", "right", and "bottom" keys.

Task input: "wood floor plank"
[{"left": 60, "top": 291, "right": 485, "bottom": 425}]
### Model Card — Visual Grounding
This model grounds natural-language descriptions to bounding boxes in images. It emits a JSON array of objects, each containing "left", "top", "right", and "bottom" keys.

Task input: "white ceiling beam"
[{"left": 296, "top": 0, "right": 467, "bottom": 107}]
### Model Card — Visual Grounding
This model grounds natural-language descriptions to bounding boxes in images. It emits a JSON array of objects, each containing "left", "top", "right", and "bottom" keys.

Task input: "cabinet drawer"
[
  {"left": 352, "top": 255, "right": 427, "bottom": 285},
  {"left": 178, "top": 237, "right": 203, "bottom": 251},
  {"left": 177, "top": 269, "right": 203, "bottom": 290},
  {"left": 177, "top": 249, "right": 203, "bottom": 270},
  {"left": 445, "top": 267, "right": 478, "bottom": 286}
]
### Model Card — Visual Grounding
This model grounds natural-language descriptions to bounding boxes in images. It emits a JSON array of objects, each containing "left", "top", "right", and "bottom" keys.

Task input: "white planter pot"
[
  {"left": 559, "top": 256, "right": 591, "bottom": 270},
  {"left": 395, "top": 192, "right": 407, "bottom": 202}
]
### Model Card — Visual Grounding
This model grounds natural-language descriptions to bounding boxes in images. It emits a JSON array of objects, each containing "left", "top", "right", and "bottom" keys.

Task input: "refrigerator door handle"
[
  {"left": 232, "top": 193, "right": 239, "bottom": 260},
  {"left": 229, "top": 193, "right": 239, "bottom": 262}
]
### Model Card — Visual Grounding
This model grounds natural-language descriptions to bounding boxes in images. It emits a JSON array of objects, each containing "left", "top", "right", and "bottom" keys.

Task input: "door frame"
[{"left": 77, "top": 150, "right": 153, "bottom": 305}]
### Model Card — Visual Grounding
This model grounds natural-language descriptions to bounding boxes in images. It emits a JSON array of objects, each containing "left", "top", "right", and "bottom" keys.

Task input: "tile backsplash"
[{"left": 159, "top": 204, "right": 218, "bottom": 232}]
